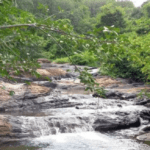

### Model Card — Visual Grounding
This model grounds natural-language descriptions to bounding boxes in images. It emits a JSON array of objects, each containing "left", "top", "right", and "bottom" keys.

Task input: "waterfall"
[{"left": 20, "top": 116, "right": 94, "bottom": 137}]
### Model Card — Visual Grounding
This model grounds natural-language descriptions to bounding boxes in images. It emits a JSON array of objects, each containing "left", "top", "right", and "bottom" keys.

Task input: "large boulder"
[
  {"left": 93, "top": 114, "right": 140, "bottom": 132},
  {"left": 0, "top": 82, "right": 52, "bottom": 112}
]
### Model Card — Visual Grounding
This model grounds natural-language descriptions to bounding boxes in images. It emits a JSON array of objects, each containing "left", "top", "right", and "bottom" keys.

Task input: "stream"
[{"left": 1, "top": 63, "right": 150, "bottom": 150}]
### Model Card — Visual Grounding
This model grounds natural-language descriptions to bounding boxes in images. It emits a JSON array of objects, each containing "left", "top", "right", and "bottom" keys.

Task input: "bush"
[
  {"left": 102, "top": 57, "right": 145, "bottom": 82},
  {"left": 97, "top": 30, "right": 148, "bottom": 82},
  {"left": 71, "top": 51, "right": 98, "bottom": 67}
]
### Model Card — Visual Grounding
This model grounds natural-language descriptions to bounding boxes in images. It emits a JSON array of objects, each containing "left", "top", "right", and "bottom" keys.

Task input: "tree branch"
[
  {"left": 0, "top": 24, "right": 36, "bottom": 29},
  {"left": 0, "top": 24, "right": 116, "bottom": 45}
]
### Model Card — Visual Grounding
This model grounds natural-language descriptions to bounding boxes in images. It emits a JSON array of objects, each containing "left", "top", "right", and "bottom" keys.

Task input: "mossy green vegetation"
[{"left": 144, "top": 141, "right": 150, "bottom": 146}]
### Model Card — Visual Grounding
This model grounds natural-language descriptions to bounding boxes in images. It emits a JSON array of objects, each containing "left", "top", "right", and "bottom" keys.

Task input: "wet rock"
[
  {"left": 93, "top": 90, "right": 122, "bottom": 99},
  {"left": 93, "top": 114, "right": 140, "bottom": 132},
  {"left": 141, "top": 126, "right": 150, "bottom": 132},
  {"left": 140, "top": 110, "right": 150, "bottom": 120},
  {"left": 71, "top": 94, "right": 92, "bottom": 99},
  {"left": 145, "top": 103, "right": 150, "bottom": 108},
  {"left": 136, "top": 99, "right": 150, "bottom": 105},
  {"left": 115, "top": 112, "right": 130, "bottom": 116},
  {"left": 65, "top": 73, "right": 77, "bottom": 78},
  {"left": 9, "top": 77, "right": 33, "bottom": 82},
  {"left": 105, "top": 90, "right": 119, "bottom": 98},
  {"left": 132, "top": 83, "right": 144, "bottom": 87},
  {"left": 121, "top": 93, "right": 137, "bottom": 99},
  {"left": 48, "top": 123, "right": 54, "bottom": 127},
  {"left": 75, "top": 106, "right": 79, "bottom": 109},
  {"left": 59, "top": 126, "right": 67, "bottom": 133},
  {"left": 6, "top": 116, "right": 93, "bottom": 137},
  {"left": 11, "top": 124, "right": 22, "bottom": 133},
  {"left": 33, "top": 81, "right": 57, "bottom": 88},
  {"left": 50, "top": 128, "right": 56, "bottom": 134},
  {"left": 55, "top": 122, "right": 61, "bottom": 128},
  {"left": 93, "top": 90, "right": 137, "bottom": 100}
]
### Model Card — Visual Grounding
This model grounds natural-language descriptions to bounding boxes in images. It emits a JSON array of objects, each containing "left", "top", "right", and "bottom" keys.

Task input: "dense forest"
[{"left": 1, "top": 0, "right": 150, "bottom": 85}]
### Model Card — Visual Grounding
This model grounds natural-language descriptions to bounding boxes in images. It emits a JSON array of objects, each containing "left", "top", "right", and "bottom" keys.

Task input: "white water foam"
[{"left": 31, "top": 132, "right": 150, "bottom": 150}]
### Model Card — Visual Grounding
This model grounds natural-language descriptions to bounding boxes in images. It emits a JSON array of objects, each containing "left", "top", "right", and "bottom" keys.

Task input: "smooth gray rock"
[
  {"left": 93, "top": 114, "right": 141, "bottom": 132},
  {"left": 136, "top": 99, "right": 150, "bottom": 105},
  {"left": 140, "top": 110, "right": 150, "bottom": 120}
]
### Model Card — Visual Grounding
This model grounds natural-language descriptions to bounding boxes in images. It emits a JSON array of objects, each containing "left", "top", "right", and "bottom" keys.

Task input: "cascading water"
[
  {"left": 6, "top": 93, "right": 149, "bottom": 150},
  {"left": 1, "top": 65, "right": 150, "bottom": 150},
  {"left": 29, "top": 132, "right": 150, "bottom": 150},
  {"left": 20, "top": 115, "right": 94, "bottom": 137}
]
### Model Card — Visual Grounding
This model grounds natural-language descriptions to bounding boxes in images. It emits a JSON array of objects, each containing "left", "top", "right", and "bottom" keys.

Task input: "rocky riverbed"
[{"left": 1, "top": 60, "right": 150, "bottom": 149}]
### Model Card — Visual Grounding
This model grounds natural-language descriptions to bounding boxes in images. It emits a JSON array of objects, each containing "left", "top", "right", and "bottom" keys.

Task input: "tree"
[
  {"left": 2, "top": 0, "right": 150, "bottom": 97},
  {"left": 131, "top": 8, "right": 143, "bottom": 19},
  {"left": 0, "top": 0, "right": 107, "bottom": 97},
  {"left": 142, "top": 1, "right": 150, "bottom": 18},
  {"left": 116, "top": 0, "right": 134, "bottom": 8},
  {"left": 96, "top": 4, "right": 126, "bottom": 29},
  {"left": 0, "top": 0, "right": 74, "bottom": 79}
]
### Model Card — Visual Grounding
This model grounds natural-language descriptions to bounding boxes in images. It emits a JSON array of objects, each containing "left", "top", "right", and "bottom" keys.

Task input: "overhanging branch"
[
  {"left": 0, "top": 24, "right": 117, "bottom": 44},
  {"left": 0, "top": 24, "right": 36, "bottom": 29}
]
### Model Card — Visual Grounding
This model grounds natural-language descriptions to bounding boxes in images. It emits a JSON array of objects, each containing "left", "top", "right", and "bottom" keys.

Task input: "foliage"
[
  {"left": 71, "top": 51, "right": 98, "bottom": 67},
  {"left": 53, "top": 57, "right": 69, "bottom": 64},
  {"left": 142, "top": 2, "right": 150, "bottom": 18},
  {"left": 1, "top": 0, "right": 150, "bottom": 98},
  {"left": 138, "top": 88, "right": 150, "bottom": 99},
  {"left": 116, "top": 0, "right": 134, "bottom": 8},
  {"left": 83, "top": 0, "right": 115, "bottom": 17},
  {"left": 96, "top": 4, "right": 126, "bottom": 29},
  {"left": 131, "top": 8, "right": 144, "bottom": 19},
  {"left": 0, "top": 0, "right": 42, "bottom": 80},
  {"left": 86, "top": 26, "right": 147, "bottom": 82},
  {"left": 78, "top": 68, "right": 106, "bottom": 98}
]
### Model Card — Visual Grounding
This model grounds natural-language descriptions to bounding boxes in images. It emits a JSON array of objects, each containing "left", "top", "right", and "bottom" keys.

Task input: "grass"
[
  {"left": 52, "top": 51, "right": 99, "bottom": 67},
  {"left": 53, "top": 57, "right": 70, "bottom": 64}
]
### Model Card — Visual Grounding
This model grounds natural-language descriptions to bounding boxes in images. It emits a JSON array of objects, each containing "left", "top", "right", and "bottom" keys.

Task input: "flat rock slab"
[
  {"left": 10, "top": 67, "right": 72, "bottom": 81},
  {"left": 0, "top": 82, "right": 51, "bottom": 102},
  {"left": 37, "top": 58, "right": 51, "bottom": 63},
  {"left": 36, "top": 68, "right": 66, "bottom": 78}
]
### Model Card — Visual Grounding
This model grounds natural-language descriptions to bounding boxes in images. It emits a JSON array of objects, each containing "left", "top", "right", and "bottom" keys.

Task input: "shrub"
[{"left": 71, "top": 51, "right": 98, "bottom": 67}]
